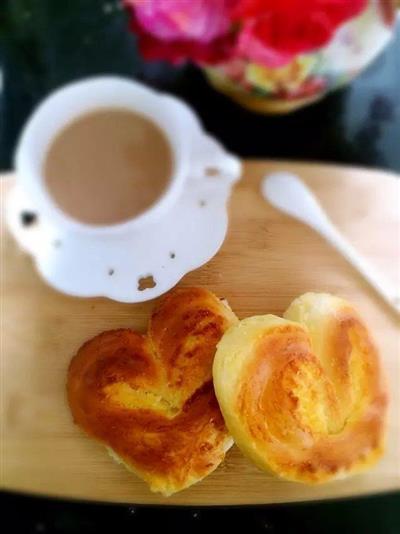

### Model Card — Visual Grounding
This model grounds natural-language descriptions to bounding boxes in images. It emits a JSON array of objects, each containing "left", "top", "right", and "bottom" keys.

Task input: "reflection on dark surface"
[
  {"left": 2, "top": 491, "right": 400, "bottom": 534},
  {"left": 352, "top": 95, "right": 396, "bottom": 168},
  {"left": 1, "top": 0, "right": 400, "bottom": 171}
]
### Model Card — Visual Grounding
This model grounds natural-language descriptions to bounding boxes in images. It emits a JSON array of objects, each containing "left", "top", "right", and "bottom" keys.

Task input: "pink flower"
[
  {"left": 129, "top": 14, "right": 235, "bottom": 65},
  {"left": 125, "top": 0, "right": 232, "bottom": 43}
]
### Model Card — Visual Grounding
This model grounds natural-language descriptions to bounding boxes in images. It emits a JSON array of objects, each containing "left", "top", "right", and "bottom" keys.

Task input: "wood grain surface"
[{"left": 1, "top": 161, "right": 399, "bottom": 505}]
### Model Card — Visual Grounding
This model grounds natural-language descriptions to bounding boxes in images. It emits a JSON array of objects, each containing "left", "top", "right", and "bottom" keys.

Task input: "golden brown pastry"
[
  {"left": 67, "top": 288, "right": 237, "bottom": 495},
  {"left": 213, "top": 293, "right": 388, "bottom": 484}
]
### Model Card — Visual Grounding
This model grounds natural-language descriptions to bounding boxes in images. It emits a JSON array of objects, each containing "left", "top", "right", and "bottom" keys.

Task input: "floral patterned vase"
[{"left": 205, "top": 1, "right": 396, "bottom": 113}]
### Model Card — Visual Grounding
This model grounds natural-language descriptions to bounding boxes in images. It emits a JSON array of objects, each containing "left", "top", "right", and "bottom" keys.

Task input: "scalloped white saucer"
[{"left": 6, "top": 78, "right": 241, "bottom": 302}]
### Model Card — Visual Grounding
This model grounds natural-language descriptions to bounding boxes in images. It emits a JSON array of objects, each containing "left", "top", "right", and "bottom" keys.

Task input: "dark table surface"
[
  {"left": 1, "top": 1, "right": 400, "bottom": 172},
  {"left": 1, "top": 2, "right": 400, "bottom": 532}
]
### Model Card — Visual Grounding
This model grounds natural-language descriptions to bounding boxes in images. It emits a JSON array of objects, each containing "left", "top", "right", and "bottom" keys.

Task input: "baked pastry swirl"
[
  {"left": 67, "top": 288, "right": 237, "bottom": 495},
  {"left": 213, "top": 293, "right": 387, "bottom": 483}
]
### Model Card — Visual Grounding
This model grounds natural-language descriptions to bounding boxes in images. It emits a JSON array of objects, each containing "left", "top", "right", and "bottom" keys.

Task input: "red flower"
[
  {"left": 129, "top": 14, "right": 235, "bottom": 65},
  {"left": 233, "top": 0, "right": 368, "bottom": 67}
]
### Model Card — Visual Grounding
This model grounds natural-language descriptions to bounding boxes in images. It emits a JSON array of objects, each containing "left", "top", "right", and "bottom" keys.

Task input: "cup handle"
[{"left": 190, "top": 133, "right": 241, "bottom": 183}]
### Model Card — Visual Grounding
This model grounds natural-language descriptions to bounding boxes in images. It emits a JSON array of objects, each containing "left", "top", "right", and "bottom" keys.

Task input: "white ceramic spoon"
[{"left": 261, "top": 171, "right": 400, "bottom": 316}]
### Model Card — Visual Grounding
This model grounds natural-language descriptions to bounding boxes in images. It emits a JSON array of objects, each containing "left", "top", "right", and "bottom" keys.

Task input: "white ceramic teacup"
[
  {"left": 15, "top": 76, "right": 239, "bottom": 236},
  {"left": 10, "top": 76, "right": 241, "bottom": 302}
]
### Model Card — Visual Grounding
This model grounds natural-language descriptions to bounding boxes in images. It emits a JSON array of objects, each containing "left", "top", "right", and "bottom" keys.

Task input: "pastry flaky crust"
[
  {"left": 67, "top": 288, "right": 237, "bottom": 496},
  {"left": 213, "top": 293, "right": 388, "bottom": 484}
]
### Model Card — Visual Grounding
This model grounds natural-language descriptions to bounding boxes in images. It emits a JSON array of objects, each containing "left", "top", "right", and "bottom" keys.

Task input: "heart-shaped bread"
[
  {"left": 67, "top": 288, "right": 237, "bottom": 495},
  {"left": 213, "top": 293, "right": 388, "bottom": 484}
]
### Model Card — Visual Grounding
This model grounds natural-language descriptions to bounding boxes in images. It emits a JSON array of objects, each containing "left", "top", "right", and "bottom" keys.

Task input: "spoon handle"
[{"left": 320, "top": 223, "right": 400, "bottom": 315}]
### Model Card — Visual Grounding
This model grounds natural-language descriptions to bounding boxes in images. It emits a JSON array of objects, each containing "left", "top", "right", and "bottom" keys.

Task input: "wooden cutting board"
[{"left": 1, "top": 161, "right": 399, "bottom": 505}]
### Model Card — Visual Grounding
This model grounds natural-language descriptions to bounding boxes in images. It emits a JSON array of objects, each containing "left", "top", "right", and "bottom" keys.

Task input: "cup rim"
[{"left": 14, "top": 76, "right": 190, "bottom": 235}]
